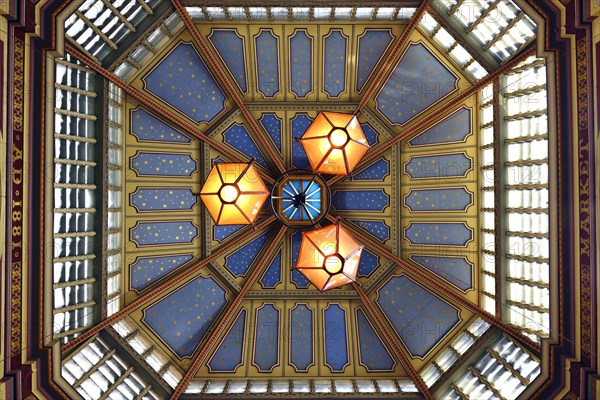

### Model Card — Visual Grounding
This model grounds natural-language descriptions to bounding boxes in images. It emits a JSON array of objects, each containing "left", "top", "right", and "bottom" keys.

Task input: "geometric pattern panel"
[
  {"left": 142, "top": 276, "right": 227, "bottom": 358},
  {"left": 356, "top": 29, "right": 394, "bottom": 92},
  {"left": 131, "top": 221, "right": 198, "bottom": 246},
  {"left": 376, "top": 43, "right": 457, "bottom": 125},
  {"left": 209, "top": 29, "right": 248, "bottom": 92},
  {"left": 208, "top": 309, "right": 247, "bottom": 372},
  {"left": 405, "top": 222, "right": 473, "bottom": 246},
  {"left": 131, "top": 107, "right": 191, "bottom": 143},
  {"left": 405, "top": 153, "right": 472, "bottom": 179},
  {"left": 130, "top": 254, "right": 194, "bottom": 292},
  {"left": 410, "top": 255, "right": 473, "bottom": 291},
  {"left": 409, "top": 107, "right": 471, "bottom": 146},
  {"left": 145, "top": 43, "right": 226, "bottom": 123},
  {"left": 376, "top": 275, "right": 460, "bottom": 358},
  {"left": 355, "top": 308, "right": 396, "bottom": 371},
  {"left": 405, "top": 188, "right": 473, "bottom": 212}
]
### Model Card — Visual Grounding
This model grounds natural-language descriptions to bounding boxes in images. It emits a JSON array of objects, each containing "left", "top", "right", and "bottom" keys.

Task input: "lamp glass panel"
[
  {"left": 323, "top": 111, "right": 354, "bottom": 128},
  {"left": 344, "top": 140, "right": 369, "bottom": 171},
  {"left": 236, "top": 193, "right": 268, "bottom": 220},
  {"left": 337, "top": 226, "right": 362, "bottom": 258},
  {"left": 302, "top": 137, "right": 332, "bottom": 168},
  {"left": 237, "top": 165, "right": 267, "bottom": 193},
  {"left": 297, "top": 268, "right": 330, "bottom": 291},
  {"left": 296, "top": 238, "right": 326, "bottom": 267},
  {"left": 303, "top": 113, "right": 332, "bottom": 139},
  {"left": 323, "top": 273, "right": 352, "bottom": 290},
  {"left": 219, "top": 203, "right": 250, "bottom": 225},
  {"left": 200, "top": 168, "right": 223, "bottom": 194},
  {"left": 216, "top": 163, "right": 245, "bottom": 184},
  {"left": 200, "top": 194, "right": 222, "bottom": 222},
  {"left": 317, "top": 148, "right": 347, "bottom": 175}
]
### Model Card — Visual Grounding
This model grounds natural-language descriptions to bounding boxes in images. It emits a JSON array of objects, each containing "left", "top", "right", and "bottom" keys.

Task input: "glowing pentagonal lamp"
[
  {"left": 200, "top": 162, "right": 269, "bottom": 225},
  {"left": 294, "top": 224, "right": 364, "bottom": 291},
  {"left": 298, "top": 112, "right": 370, "bottom": 175}
]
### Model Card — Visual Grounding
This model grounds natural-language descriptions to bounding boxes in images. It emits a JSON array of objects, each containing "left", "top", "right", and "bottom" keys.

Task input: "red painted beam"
[
  {"left": 329, "top": 45, "right": 537, "bottom": 186},
  {"left": 353, "top": 284, "right": 433, "bottom": 400},
  {"left": 354, "top": 0, "right": 430, "bottom": 113},
  {"left": 327, "top": 215, "right": 541, "bottom": 352},
  {"left": 172, "top": 225, "right": 288, "bottom": 399},
  {"left": 64, "top": 45, "right": 276, "bottom": 185},
  {"left": 173, "top": 0, "right": 287, "bottom": 175},
  {"left": 62, "top": 217, "right": 277, "bottom": 353}
]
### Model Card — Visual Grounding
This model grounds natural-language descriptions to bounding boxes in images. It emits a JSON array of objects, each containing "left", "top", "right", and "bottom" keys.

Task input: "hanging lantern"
[
  {"left": 294, "top": 224, "right": 363, "bottom": 291},
  {"left": 200, "top": 162, "right": 269, "bottom": 225},
  {"left": 298, "top": 112, "right": 370, "bottom": 175}
]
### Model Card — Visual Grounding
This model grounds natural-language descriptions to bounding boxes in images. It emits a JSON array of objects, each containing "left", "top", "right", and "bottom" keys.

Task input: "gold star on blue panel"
[
  {"left": 323, "top": 29, "right": 347, "bottom": 97},
  {"left": 353, "top": 158, "right": 389, "bottom": 181},
  {"left": 405, "top": 153, "right": 471, "bottom": 179},
  {"left": 323, "top": 304, "right": 349, "bottom": 372},
  {"left": 255, "top": 30, "right": 280, "bottom": 97},
  {"left": 289, "top": 30, "right": 312, "bottom": 97},
  {"left": 410, "top": 255, "right": 473, "bottom": 291},
  {"left": 405, "top": 222, "right": 472, "bottom": 246},
  {"left": 405, "top": 188, "right": 472, "bottom": 212},
  {"left": 331, "top": 190, "right": 389, "bottom": 212},
  {"left": 208, "top": 309, "right": 246, "bottom": 372},
  {"left": 289, "top": 304, "right": 313, "bottom": 371},
  {"left": 356, "top": 30, "right": 393, "bottom": 91},
  {"left": 209, "top": 29, "right": 248, "bottom": 92},
  {"left": 409, "top": 107, "right": 471, "bottom": 146},
  {"left": 356, "top": 308, "right": 395, "bottom": 371}
]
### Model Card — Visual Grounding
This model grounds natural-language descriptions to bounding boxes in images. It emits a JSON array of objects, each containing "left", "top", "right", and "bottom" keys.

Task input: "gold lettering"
[
  {"left": 11, "top": 241, "right": 21, "bottom": 249},
  {"left": 12, "top": 168, "right": 22, "bottom": 185},
  {"left": 13, "top": 146, "right": 22, "bottom": 161}
]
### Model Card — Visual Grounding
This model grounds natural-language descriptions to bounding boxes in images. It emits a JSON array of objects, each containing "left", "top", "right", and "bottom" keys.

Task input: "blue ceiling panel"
[
  {"left": 323, "top": 304, "right": 349, "bottom": 372},
  {"left": 131, "top": 152, "right": 197, "bottom": 177},
  {"left": 143, "top": 276, "right": 227, "bottom": 358},
  {"left": 209, "top": 29, "right": 248, "bottom": 92},
  {"left": 130, "top": 254, "right": 193, "bottom": 292},
  {"left": 331, "top": 190, "right": 389, "bottom": 211},
  {"left": 289, "top": 304, "right": 314, "bottom": 372},
  {"left": 145, "top": 42, "right": 226, "bottom": 123},
  {"left": 291, "top": 232, "right": 311, "bottom": 288},
  {"left": 323, "top": 29, "right": 347, "bottom": 97},
  {"left": 355, "top": 308, "right": 396, "bottom": 371},
  {"left": 405, "top": 188, "right": 473, "bottom": 212},
  {"left": 225, "top": 230, "right": 273, "bottom": 277},
  {"left": 255, "top": 30, "right": 280, "bottom": 97},
  {"left": 376, "top": 43, "right": 457, "bottom": 125},
  {"left": 358, "top": 249, "right": 379, "bottom": 277},
  {"left": 253, "top": 304, "right": 280, "bottom": 372},
  {"left": 259, "top": 250, "right": 282, "bottom": 288},
  {"left": 376, "top": 275, "right": 460, "bottom": 358},
  {"left": 350, "top": 219, "right": 390, "bottom": 242},
  {"left": 131, "top": 188, "right": 197, "bottom": 211},
  {"left": 131, "top": 221, "right": 198, "bottom": 246},
  {"left": 353, "top": 158, "right": 389, "bottom": 181},
  {"left": 291, "top": 114, "right": 312, "bottom": 169},
  {"left": 356, "top": 30, "right": 394, "bottom": 92},
  {"left": 361, "top": 123, "right": 379, "bottom": 145},
  {"left": 208, "top": 309, "right": 247, "bottom": 372},
  {"left": 131, "top": 108, "right": 191, "bottom": 143},
  {"left": 213, "top": 225, "right": 245, "bottom": 242},
  {"left": 259, "top": 113, "right": 283, "bottom": 152},
  {"left": 289, "top": 29, "right": 313, "bottom": 97},
  {"left": 405, "top": 153, "right": 472, "bottom": 179},
  {"left": 410, "top": 255, "right": 473, "bottom": 291},
  {"left": 409, "top": 107, "right": 472, "bottom": 146},
  {"left": 405, "top": 222, "right": 473, "bottom": 246},
  {"left": 223, "top": 123, "right": 271, "bottom": 170}
]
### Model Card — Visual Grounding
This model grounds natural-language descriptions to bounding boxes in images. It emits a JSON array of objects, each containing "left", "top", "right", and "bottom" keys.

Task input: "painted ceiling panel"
[
  {"left": 405, "top": 188, "right": 473, "bottom": 212},
  {"left": 131, "top": 107, "right": 191, "bottom": 143},
  {"left": 350, "top": 219, "right": 390, "bottom": 242},
  {"left": 253, "top": 304, "right": 280, "bottom": 372},
  {"left": 142, "top": 275, "right": 227, "bottom": 358},
  {"left": 376, "top": 42, "right": 457, "bottom": 125},
  {"left": 353, "top": 158, "right": 390, "bottom": 181},
  {"left": 356, "top": 30, "right": 394, "bottom": 92},
  {"left": 130, "top": 254, "right": 194, "bottom": 292},
  {"left": 355, "top": 308, "right": 396, "bottom": 371},
  {"left": 144, "top": 42, "right": 226, "bottom": 123},
  {"left": 405, "top": 222, "right": 473, "bottom": 246},
  {"left": 222, "top": 123, "right": 271, "bottom": 171},
  {"left": 409, "top": 107, "right": 472, "bottom": 146},
  {"left": 225, "top": 229, "right": 273, "bottom": 277},
  {"left": 131, "top": 188, "right": 197, "bottom": 212},
  {"left": 404, "top": 153, "right": 472, "bottom": 179},
  {"left": 291, "top": 113, "right": 312, "bottom": 169},
  {"left": 207, "top": 309, "right": 247, "bottom": 372},
  {"left": 131, "top": 221, "right": 198, "bottom": 246},
  {"left": 323, "top": 29, "right": 347, "bottom": 97},
  {"left": 259, "top": 113, "right": 283, "bottom": 152},
  {"left": 131, "top": 152, "right": 197, "bottom": 177},
  {"left": 376, "top": 275, "right": 460, "bottom": 358},
  {"left": 208, "top": 29, "right": 248, "bottom": 93},
  {"left": 358, "top": 249, "right": 380, "bottom": 277},
  {"left": 291, "top": 232, "right": 311, "bottom": 288},
  {"left": 255, "top": 30, "right": 280, "bottom": 97},
  {"left": 323, "top": 304, "right": 350, "bottom": 372},
  {"left": 331, "top": 189, "right": 390, "bottom": 212},
  {"left": 361, "top": 122, "right": 379, "bottom": 145},
  {"left": 289, "top": 29, "right": 313, "bottom": 98},
  {"left": 289, "top": 304, "right": 314, "bottom": 372},
  {"left": 410, "top": 255, "right": 473, "bottom": 292},
  {"left": 213, "top": 224, "right": 245, "bottom": 242},
  {"left": 259, "top": 250, "right": 282, "bottom": 289}
]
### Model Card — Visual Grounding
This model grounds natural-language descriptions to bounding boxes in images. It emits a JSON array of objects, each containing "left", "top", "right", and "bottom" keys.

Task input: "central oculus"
[{"left": 270, "top": 170, "right": 330, "bottom": 228}]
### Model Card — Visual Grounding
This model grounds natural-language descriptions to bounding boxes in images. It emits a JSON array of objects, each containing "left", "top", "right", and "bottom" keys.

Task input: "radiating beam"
[
  {"left": 327, "top": 215, "right": 541, "bottom": 352},
  {"left": 172, "top": 0, "right": 287, "bottom": 175},
  {"left": 171, "top": 225, "right": 288, "bottom": 399},
  {"left": 353, "top": 283, "right": 433, "bottom": 399},
  {"left": 64, "top": 45, "right": 275, "bottom": 185},
  {"left": 354, "top": 0, "right": 429, "bottom": 113},
  {"left": 62, "top": 217, "right": 277, "bottom": 353},
  {"left": 328, "top": 45, "right": 537, "bottom": 186}
]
